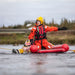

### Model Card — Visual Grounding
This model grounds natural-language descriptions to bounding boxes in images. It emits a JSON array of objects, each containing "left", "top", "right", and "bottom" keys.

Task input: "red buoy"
[
  {"left": 30, "top": 45, "right": 38, "bottom": 53},
  {"left": 62, "top": 44, "right": 69, "bottom": 52}
]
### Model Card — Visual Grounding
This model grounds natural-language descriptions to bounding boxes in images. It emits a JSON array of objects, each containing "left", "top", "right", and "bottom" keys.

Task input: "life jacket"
[{"left": 35, "top": 25, "right": 46, "bottom": 40}]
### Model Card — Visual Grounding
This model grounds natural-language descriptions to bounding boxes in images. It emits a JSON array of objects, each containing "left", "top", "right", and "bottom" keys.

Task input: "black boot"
[{"left": 12, "top": 49, "right": 19, "bottom": 54}]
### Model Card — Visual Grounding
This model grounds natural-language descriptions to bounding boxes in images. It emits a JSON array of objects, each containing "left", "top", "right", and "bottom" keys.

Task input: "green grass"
[
  {"left": 0, "top": 33, "right": 28, "bottom": 44},
  {"left": 47, "top": 34, "right": 75, "bottom": 45}
]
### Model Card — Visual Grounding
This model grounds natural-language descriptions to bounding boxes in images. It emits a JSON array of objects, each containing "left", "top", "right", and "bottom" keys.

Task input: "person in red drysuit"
[{"left": 28, "top": 17, "right": 67, "bottom": 50}]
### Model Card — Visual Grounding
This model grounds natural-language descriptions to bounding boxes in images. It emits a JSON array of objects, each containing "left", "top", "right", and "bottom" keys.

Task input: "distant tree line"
[{"left": 0, "top": 18, "right": 75, "bottom": 30}]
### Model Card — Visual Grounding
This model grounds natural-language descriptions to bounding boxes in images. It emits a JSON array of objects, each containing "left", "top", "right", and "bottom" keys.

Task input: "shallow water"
[{"left": 0, "top": 44, "right": 75, "bottom": 75}]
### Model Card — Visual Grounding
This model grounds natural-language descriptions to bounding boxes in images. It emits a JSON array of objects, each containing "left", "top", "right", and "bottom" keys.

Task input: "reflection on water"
[
  {"left": 0, "top": 45, "right": 75, "bottom": 75},
  {"left": 31, "top": 54, "right": 47, "bottom": 74}
]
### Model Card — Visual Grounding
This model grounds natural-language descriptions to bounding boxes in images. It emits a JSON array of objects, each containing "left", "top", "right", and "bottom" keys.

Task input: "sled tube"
[
  {"left": 38, "top": 48, "right": 65, "bottom": 53},
  {"left": 52, "top": 44, "right": 69, "bottom": 51}
]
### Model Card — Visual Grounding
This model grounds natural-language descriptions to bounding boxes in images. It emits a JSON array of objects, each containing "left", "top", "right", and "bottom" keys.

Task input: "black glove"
[
  {"left": 58, "top": 27, "right": 67, "bottom": 30},
  {"left": 30, "top": 39, "right": 34, "bottom": 45}
]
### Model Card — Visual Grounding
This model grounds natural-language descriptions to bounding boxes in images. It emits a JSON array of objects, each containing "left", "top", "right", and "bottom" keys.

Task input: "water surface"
[{"left": 0, "top": 44, "right": 75, "bottom": 75}]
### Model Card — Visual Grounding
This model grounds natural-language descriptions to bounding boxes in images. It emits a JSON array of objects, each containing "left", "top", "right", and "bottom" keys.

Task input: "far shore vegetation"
[{"left": 0, "top": 18, "right": 75, "bottom": 30}]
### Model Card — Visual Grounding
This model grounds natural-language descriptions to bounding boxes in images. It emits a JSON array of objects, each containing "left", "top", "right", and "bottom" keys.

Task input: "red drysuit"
[{"left": 28, "top": 25, "right": 58, "bottom": 49}]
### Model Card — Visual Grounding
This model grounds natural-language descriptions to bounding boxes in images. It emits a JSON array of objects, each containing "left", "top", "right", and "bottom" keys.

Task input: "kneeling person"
[{"left": 29, "top": 17, "right": 66, "bottom": 50}]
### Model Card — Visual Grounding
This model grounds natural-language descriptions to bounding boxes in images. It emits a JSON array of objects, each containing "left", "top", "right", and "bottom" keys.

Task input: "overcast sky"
[{"left": 0, "top": 0, "right": 75, "bottom": 26}]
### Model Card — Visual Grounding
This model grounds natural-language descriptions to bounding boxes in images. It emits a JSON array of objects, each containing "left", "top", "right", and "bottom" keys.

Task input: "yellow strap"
[{"left": 72, "top": 50, "right": 75, "bottom": 52}]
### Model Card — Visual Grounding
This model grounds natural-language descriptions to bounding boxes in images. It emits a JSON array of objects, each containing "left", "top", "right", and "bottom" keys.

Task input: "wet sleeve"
[{"left": 45, "top": 25, "right": 58, "bottom": 32}]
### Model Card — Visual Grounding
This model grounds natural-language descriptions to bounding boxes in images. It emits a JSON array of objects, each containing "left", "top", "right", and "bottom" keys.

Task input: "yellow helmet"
[{"left": 36, "top": 16, "right": 44, "bottom": 24}]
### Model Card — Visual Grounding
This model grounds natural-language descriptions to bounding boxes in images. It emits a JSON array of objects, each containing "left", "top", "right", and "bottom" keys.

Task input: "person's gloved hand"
[
  {"left": 30, "top": 39, "right": 34, "bottom": 45},
  {"left": 58, "top": 27, "right": 67, "bottom": 30}
]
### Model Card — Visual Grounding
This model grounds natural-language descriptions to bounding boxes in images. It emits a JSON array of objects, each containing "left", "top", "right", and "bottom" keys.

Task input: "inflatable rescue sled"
[{"left": 30, "top": 44, "right": 69, "bottom": 53}]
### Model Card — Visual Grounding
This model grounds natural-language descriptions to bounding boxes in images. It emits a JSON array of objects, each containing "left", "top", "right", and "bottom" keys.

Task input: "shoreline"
[{"left": 0, "top": 30, "right": 75, "bottom": 45}]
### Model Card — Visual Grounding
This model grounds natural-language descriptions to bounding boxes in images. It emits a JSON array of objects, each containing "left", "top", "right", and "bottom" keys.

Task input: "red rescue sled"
[{"left": 30, "top": 44, "right": 69, "bottom": 53}]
